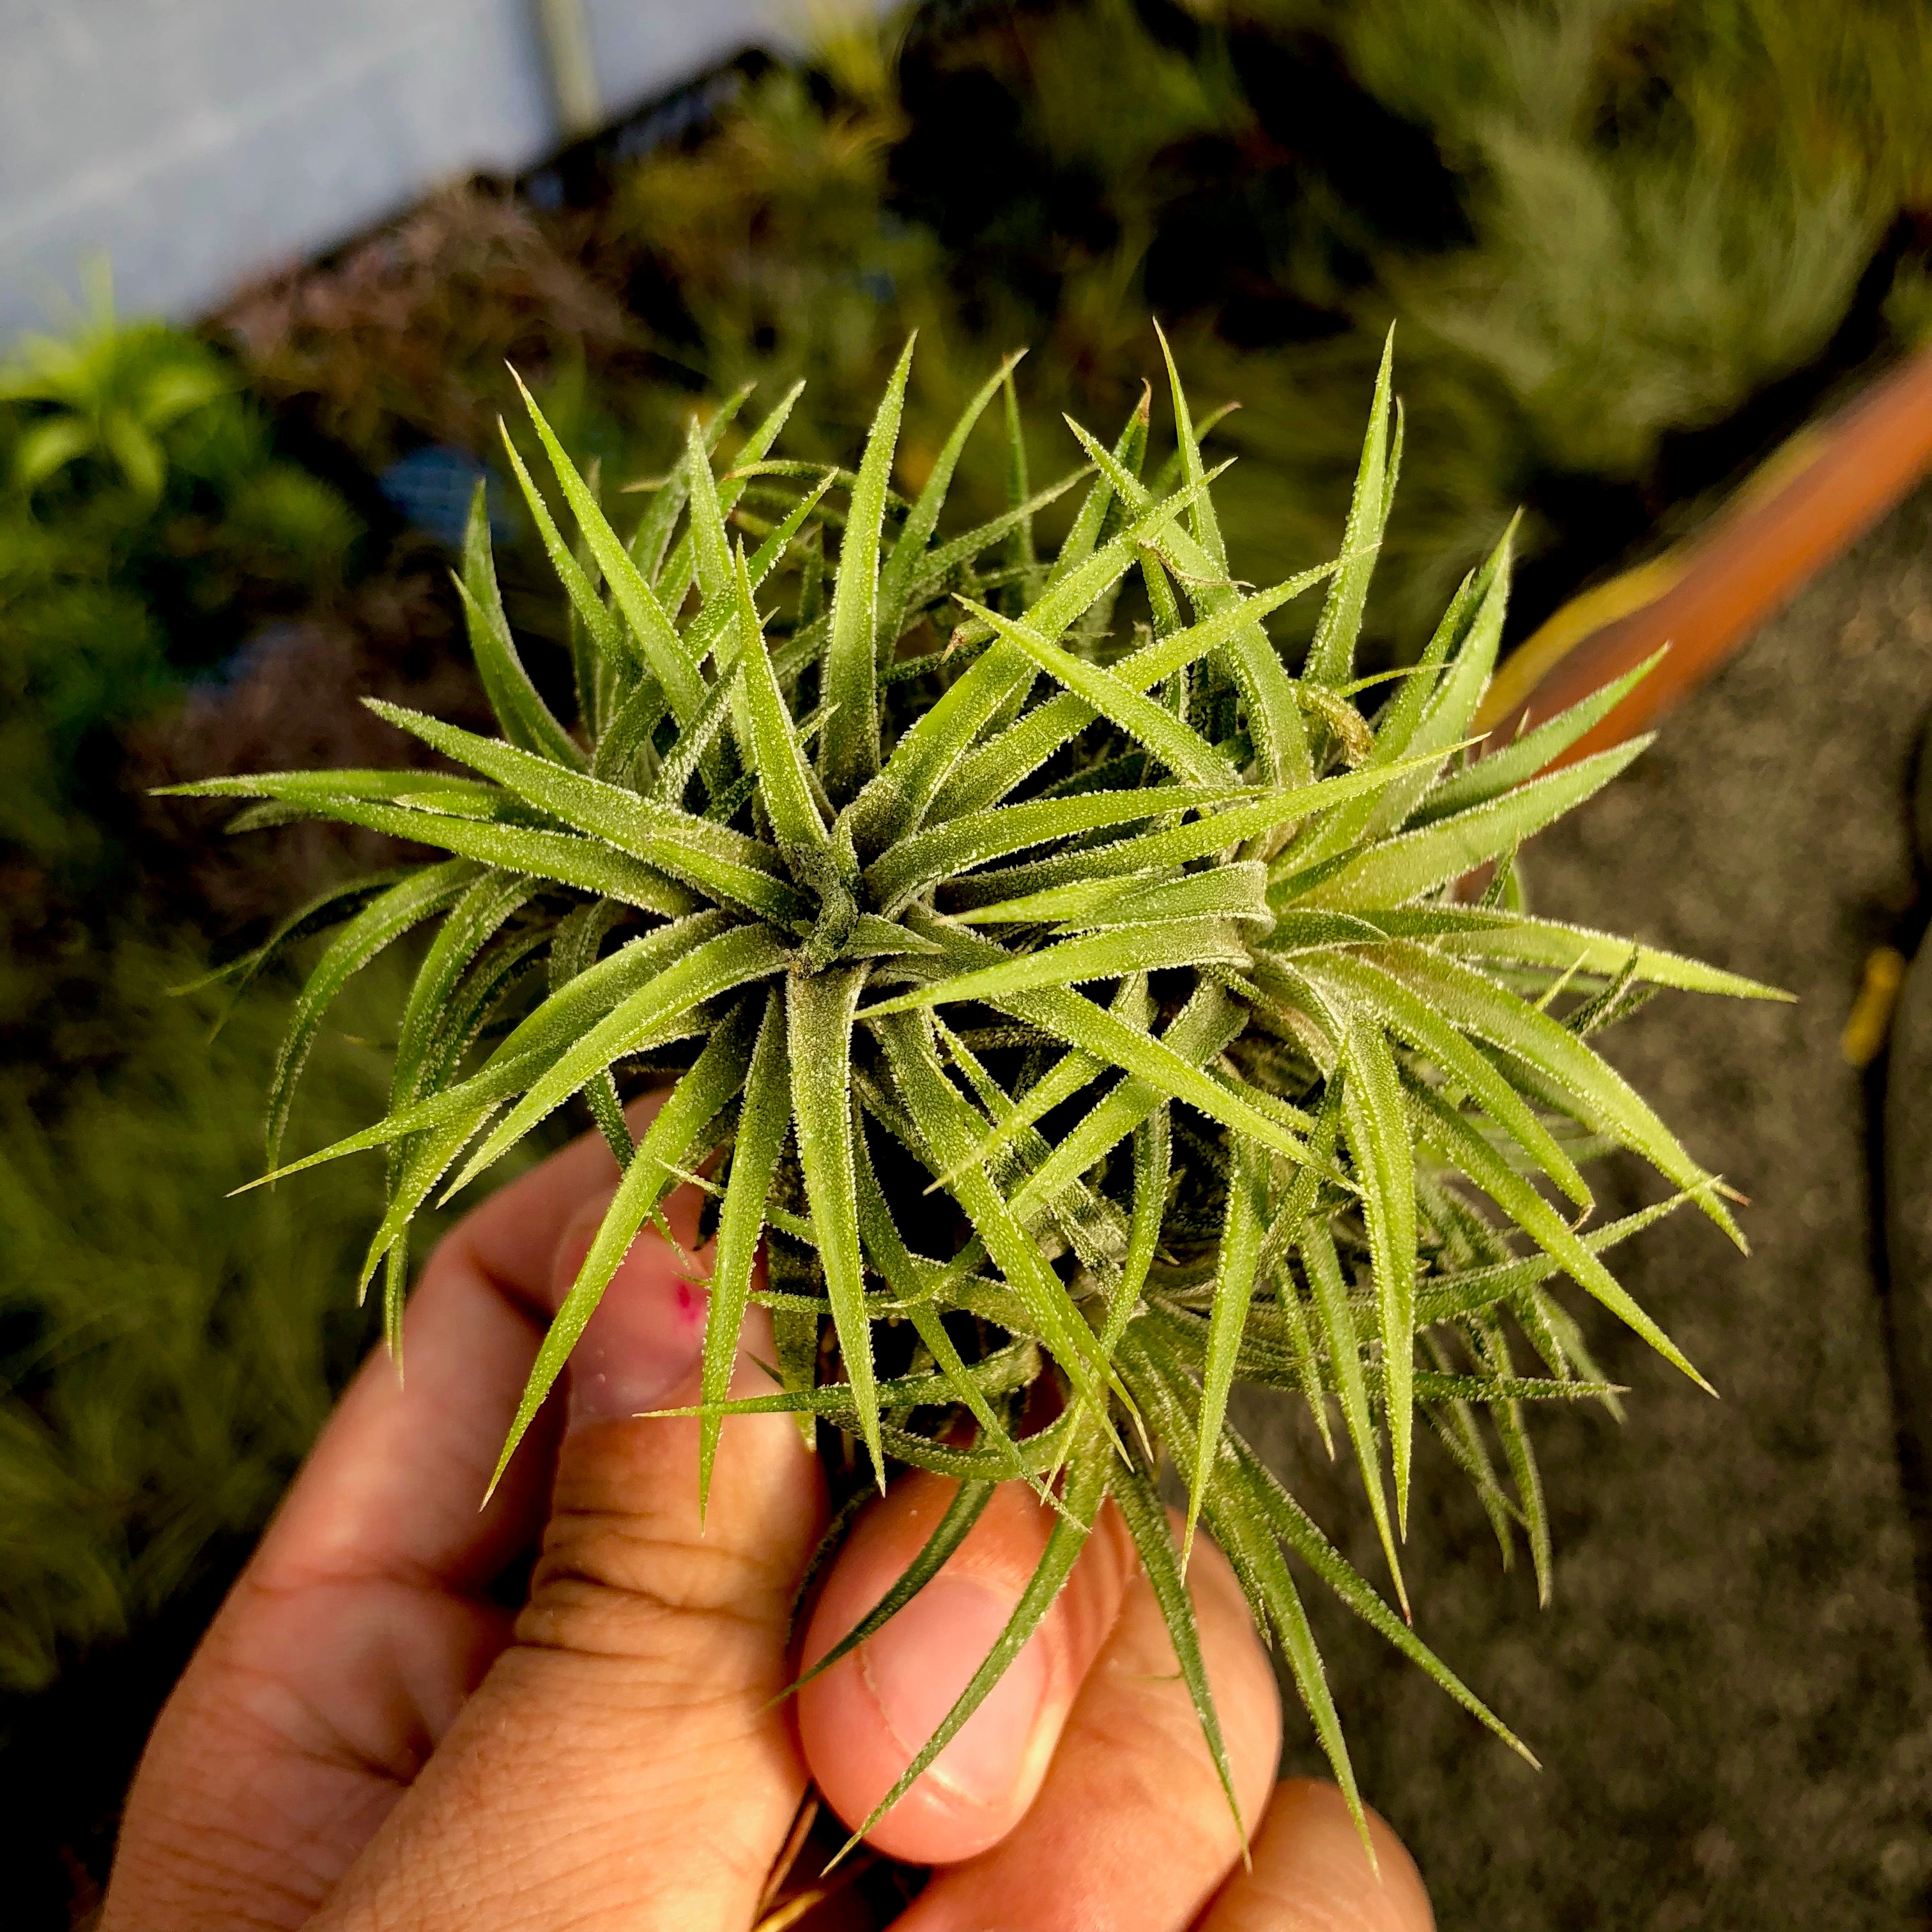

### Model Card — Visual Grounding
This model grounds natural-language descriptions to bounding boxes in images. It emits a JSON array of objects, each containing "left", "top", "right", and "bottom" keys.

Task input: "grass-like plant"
[{"left": 162, "top": 334, "right": 1778, "bottom": 1848}]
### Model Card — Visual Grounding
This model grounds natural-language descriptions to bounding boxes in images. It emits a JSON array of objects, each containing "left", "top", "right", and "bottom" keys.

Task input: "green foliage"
[
  {"left": 1334, "top": 0, "right": 1929, "bottom": 473},
  {"left": 0, "top": 943, "right": 419, "bottom": 1699},
  {"left": 210, "top": 1, "right": 1932, "bottom": 689},
  {"left": 0, "top": 290, "right": 381, "bottom": 1718},
  {"left": 586, "top": 0, "right": 1932, "bottom": 650},
  {"left": 171, "top": 344, "right": 1782, "bottom": 1844},
  {"left": 0, "top": 276, "right": 361, "bottom": 875}
]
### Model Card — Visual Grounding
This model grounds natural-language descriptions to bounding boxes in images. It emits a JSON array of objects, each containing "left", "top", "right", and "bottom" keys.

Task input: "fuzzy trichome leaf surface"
[{"left": 164, "top": 333, "right": 1782, "bottom": 1844}]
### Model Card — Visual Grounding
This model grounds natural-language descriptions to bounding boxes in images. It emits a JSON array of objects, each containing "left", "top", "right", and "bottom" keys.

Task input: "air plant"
[{"left": 161, "top": 331, "right": 1777, "bottom": 1848}]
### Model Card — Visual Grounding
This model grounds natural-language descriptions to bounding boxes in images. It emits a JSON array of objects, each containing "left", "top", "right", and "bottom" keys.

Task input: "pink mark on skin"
[{"left": 565, "top": 1250, "right": 711, "bottom": 1426}]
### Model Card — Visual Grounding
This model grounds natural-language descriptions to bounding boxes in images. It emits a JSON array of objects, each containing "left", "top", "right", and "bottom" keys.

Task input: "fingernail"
[
  {"left": 859, "top": 1574, "right": 1048, "bottom": 1808},
  {"left": 562, "top": 1241, "right": 709, "bottom": 1430}
]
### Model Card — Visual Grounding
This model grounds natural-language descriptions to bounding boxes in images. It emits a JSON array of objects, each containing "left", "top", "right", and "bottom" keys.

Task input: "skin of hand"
[{"left": 102, "top": 1102, "right": 1433, "bottom": 1932}]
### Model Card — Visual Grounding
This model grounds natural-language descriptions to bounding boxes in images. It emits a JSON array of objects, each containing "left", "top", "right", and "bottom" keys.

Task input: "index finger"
[{"left": 251, "top": 1110, "right": 645, "bottom": 1597}]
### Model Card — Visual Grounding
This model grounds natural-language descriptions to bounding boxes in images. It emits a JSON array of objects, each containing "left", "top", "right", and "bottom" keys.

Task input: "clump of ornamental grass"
[{"left": 160, "top": 331, "right": 1779, "bottom": 1850}]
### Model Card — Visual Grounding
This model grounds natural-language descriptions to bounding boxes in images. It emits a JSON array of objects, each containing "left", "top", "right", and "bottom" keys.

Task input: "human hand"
[{"left": 103, "top": 1105, "right": 1432, "bottom": 1930}]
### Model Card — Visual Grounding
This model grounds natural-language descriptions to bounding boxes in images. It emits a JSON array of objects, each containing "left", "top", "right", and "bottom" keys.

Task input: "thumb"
[{"left": 315, "top": 1188, "right": 827, "bottom": 1932}]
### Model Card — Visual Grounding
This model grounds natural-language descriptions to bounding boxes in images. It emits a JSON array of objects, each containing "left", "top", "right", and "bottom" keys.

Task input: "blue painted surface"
[{"left": 378, "top": 444, "right": 519, "bottom": 551}]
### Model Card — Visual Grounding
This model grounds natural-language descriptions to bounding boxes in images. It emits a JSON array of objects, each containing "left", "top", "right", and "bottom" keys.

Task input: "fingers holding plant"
[
  {"left": 796, "top": 1476, "right": 1285, "bottom": 1927},
  {"left": 103, "top": 1108, "right": 1425, "bottom": 1931}
]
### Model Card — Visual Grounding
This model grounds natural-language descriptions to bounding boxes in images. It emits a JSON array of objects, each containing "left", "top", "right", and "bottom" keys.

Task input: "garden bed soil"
[{"left": 1236, "top": 481, "right": 1932, "bottom": 1928}]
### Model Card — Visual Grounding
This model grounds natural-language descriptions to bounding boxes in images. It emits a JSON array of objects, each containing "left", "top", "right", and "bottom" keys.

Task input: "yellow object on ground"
[{"left": 1843, "top": 945, "right": 1908, "bottom": 1068}]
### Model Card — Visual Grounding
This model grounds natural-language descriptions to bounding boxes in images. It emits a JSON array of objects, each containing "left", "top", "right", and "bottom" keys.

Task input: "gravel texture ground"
[{"left": 1235, "top": 482, "right": 1932, "bottom": 1929}]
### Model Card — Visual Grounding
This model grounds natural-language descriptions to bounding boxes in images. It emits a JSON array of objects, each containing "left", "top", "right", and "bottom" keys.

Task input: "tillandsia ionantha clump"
[{"left": 162, "top": 329, "right": 1781, "bottom": 1849}]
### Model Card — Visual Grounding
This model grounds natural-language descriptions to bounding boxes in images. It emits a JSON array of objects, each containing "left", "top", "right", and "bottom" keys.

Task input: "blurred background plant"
[
  {"left": 615, "top": 0, "right": 1932, "bottom": 636},
  {"left": 5, "top": 0, "right": 1932, "bottom": 1919},
  {"left": 0, "top": 270, "right": 447, "bottom": 1790},
  {"left": 0, "top": 960, "right": 401, "bottom": 1701},
  {"left": 220, "top": 0, "right": 1932, "bottom": 656},
  {"left": 0, "top": 268, "right": 362, "bottom": 884}
]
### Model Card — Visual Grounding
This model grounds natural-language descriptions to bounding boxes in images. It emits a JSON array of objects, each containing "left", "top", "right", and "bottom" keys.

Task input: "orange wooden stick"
[{"left": 1476, "top": 339, "right": 1932, "bottom": 769}]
